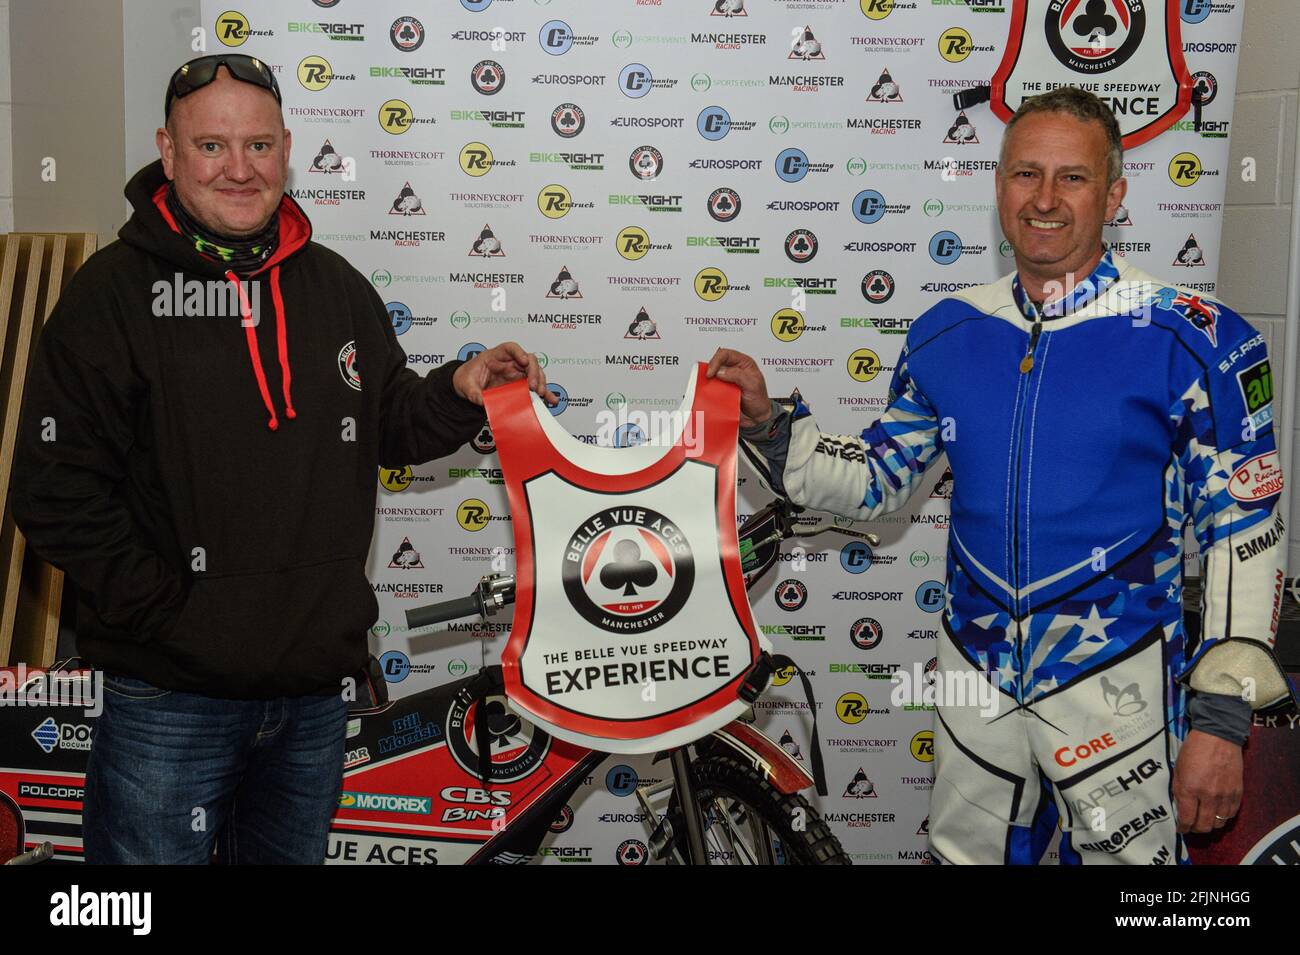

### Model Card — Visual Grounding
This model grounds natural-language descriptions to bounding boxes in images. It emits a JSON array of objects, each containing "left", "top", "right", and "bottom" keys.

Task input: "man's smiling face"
[
  {"left": 156, "top": 67, "right": 290, "bottom": 238},
  {"left": 996, "top": 110, "right": 1126, "bottom": 295}
]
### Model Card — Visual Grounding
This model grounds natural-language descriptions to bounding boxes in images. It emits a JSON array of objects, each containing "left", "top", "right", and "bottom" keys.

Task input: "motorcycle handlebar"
[{"left": 405, "top": 593, "right": 483, "bottom": 630}]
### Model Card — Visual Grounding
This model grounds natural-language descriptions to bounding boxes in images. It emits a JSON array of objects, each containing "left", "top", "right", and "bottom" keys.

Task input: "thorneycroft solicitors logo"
[{"left": 563, "top": 507, "right": 695, "bottom": 633}]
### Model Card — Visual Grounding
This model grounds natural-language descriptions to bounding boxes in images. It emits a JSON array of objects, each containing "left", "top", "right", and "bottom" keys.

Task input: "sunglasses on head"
[{"left": 164, "top": 54, "right": 282, "bottom": 119}]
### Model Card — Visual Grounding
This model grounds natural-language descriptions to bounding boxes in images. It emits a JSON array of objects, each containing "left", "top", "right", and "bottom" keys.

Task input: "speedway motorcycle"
[{"left": 340, "top": 495, "right": 876, "bottom": 866}]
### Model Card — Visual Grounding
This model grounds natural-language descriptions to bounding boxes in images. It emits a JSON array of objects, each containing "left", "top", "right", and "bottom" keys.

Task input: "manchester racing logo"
[{"left": 563, "top": 507, "right": 695, "bottom": 633}]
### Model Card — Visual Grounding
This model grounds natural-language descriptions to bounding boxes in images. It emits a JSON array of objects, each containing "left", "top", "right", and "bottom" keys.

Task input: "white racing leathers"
[{"left": 745, "top": 252, "right": 1291, "bottom": 864}]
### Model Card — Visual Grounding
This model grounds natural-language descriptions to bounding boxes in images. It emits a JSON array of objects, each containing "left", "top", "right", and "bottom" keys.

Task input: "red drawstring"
[
  {"left": 270, "top": 267, "right": 295, "bottom": 420},
  {"left": 228, "top": 269, "right": 293, "bottom": 431}
]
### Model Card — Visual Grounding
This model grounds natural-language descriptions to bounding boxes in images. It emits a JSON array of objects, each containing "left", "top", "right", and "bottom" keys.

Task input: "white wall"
[
  {"left": 0, "top": 0, "right": 13, "bottom": 234},
  {"left": 1219, "top": 0, "right": 1300, "bottom": 575}
]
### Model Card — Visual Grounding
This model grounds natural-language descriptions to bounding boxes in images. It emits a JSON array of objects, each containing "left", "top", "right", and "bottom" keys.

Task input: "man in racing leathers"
[{"left": 709, "top": 88, "right": 1291, "bottom": 864}]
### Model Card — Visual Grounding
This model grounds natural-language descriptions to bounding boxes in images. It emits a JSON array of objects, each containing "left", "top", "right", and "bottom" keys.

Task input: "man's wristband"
[
  {"left": 1186, "top": 691, "right": 1252, "bottom": 747},
  {"left": 738, "top": 400, "right": 786, "bottom": 444}
]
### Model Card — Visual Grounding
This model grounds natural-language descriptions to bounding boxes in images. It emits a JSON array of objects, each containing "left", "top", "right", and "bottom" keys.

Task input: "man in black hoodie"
[{"left": 10, "top": 56, "right": 551, "bottom": 863}]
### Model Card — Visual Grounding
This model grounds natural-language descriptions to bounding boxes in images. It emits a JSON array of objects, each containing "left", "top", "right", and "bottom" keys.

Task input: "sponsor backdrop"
[{"left": 192, "top": 0, "right": 1244, "bottom": 864}]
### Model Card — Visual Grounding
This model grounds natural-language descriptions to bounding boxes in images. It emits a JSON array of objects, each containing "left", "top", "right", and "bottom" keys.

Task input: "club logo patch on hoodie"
[{"left": 339, "top": 341, "right": 361, "bottom": 390}]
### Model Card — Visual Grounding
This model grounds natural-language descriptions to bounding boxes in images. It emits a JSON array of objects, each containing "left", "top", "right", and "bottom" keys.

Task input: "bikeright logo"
[{"left": 152, "top": 274, "right": 259, "bottom": 326}]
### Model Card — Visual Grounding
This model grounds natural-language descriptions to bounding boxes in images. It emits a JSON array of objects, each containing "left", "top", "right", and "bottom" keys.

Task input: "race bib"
[
  {"left": 991, "top": 0, "right": 1193, "bottom": 148},
  {"left": 484, "top": 363, "right": 768, "bottom": 754}
]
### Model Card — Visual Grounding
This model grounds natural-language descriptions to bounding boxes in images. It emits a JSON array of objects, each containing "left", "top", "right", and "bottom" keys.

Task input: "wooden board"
[
  {"left": 0, "top": 235, "right": 46, "bottom": 659},
  {"left": 9, "top": 235, "right": 69, "bottom": 666},
  {"left": 0, "top": 238, "right": 20, "bottom": 381},
  {"left": 4, "top": 234, "right": 98, "bottom": 664}
]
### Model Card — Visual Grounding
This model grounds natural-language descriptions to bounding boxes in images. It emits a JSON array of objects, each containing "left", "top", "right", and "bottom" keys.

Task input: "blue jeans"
[{"left": 83, "top": 672, "right": 347, "bottom": 864}]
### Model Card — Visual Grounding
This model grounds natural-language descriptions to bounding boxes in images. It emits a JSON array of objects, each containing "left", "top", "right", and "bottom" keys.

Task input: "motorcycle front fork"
[{"left": 636, "top": 746, "right": 709, "bottom": 864}]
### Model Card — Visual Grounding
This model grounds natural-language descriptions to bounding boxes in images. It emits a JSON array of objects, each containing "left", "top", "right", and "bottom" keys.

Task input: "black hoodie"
[{"left": 10, "top": 161, "right": 486, "bottom": 698}]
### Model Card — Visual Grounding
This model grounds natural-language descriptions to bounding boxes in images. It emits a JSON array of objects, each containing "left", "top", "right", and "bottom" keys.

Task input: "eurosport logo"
[
  {"left": 841, "top": 541, "right": 873, "bottom": 573},
  {"left": 915, "top": 580, "right": 944, "bottom": 612},
  {"left": 929, "top": 231, "right": 962, "bottom": 264}
]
